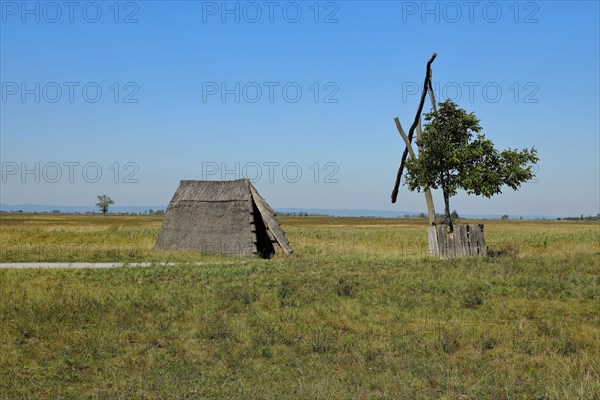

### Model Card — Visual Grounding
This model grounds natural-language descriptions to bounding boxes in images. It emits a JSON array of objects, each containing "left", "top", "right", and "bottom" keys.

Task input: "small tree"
[
  {"left": 501, "top": 214, "right": 509, "bottom": 220},
  {"left": 96, "top": 195, "right": 114, "bottom": 216},
  {"left": 404, "top": 100, "right": 538, "bottom": 232}
]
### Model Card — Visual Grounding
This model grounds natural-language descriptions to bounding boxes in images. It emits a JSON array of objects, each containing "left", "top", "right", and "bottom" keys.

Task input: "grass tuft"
[{"left": 0, "top": 214, "right": 598, "bottom": 398}]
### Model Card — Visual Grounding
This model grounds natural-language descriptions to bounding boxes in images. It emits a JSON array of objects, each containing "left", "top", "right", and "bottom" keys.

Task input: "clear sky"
[{"left": 1, "top": 0, "right": 599, "bottom": 217}]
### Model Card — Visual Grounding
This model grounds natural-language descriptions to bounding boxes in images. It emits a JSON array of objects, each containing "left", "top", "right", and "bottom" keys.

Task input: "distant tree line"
[
  {"left": 147, "top": 209, "right": 165, "bottom": 215},
  {"left": 561, "top": 214, "right": 600, "bottom": 221},
  {"left": 402, "top": 210, "right": 460, "bottom": 220},
  {"left": 0, "top": 209, "right": 165, "bottom": 215},
  {"left": 278, "top": 212, "right": 330, "bottom": 217}
]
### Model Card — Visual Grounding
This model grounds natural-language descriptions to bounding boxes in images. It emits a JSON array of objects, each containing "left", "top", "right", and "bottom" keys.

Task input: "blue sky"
[{"left": 1, "top": 0, "right": 599, "bottom": 217}]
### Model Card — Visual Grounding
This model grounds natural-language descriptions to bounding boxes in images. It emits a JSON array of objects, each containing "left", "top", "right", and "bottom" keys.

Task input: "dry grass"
[
  {"left": 0, "top": 214, "right": 599, "bottom": 399},
  {"left": 0, "top": 214, "right": 227, "bottom": 263}
]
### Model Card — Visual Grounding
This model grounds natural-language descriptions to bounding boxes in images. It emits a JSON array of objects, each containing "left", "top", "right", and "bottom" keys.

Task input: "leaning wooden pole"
[
  {"left": 416, "top": 119, "right": 436, "bottom": 226},
  {"left": 423, "top": 70, "right": 438, "bottom": 226},
  {"left": 394, "top": 117, "right": 436, "bottom": 227},
  {"left": 391, "top": 52, "right": 437, "bottom": 203},
  {"left": 394, "top": 118, "right": 416, "bottom": 159}
]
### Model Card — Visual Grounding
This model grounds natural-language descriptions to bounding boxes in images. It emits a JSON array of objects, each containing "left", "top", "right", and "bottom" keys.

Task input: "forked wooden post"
[
  {"left": 394, "top": 117, "right": 436, "bottom": 226},
  {"left": 390, "top": 52, "right": 489, "bottom": 258},
  {"left": 391, "top": 52, "right": 437, "bottom": 204}
]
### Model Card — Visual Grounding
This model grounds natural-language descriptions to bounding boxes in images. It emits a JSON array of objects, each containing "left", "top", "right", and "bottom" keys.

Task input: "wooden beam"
[
  {"left": 391, "top": 52, "right": 437, "bottom": 203},
  {"left": 416, "top": 118, "right": 436, "bottom": 226},
  {"left": 394, "top": 118, "right": 416, "bottom": 159},
  {"left": 250, "top": 185, "right": 292, "bottom": 254},
  {"left": 428, "top": 79, "right": 437, "bottom": 113}
]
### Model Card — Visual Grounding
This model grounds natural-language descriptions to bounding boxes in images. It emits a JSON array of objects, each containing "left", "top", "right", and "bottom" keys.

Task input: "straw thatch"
[{"left": 156, "top": 179, "right": 292, "bottom": 258}]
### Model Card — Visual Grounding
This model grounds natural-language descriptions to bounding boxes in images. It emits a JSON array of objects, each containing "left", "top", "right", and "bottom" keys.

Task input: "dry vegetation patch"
[{"left": 1, "top": 214, "right": 599, "bottom": 398}]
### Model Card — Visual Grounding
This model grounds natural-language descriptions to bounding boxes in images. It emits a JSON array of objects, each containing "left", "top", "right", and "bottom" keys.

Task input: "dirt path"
[{"left": 0, "top": 262, "right": 237, "bottom": 269}]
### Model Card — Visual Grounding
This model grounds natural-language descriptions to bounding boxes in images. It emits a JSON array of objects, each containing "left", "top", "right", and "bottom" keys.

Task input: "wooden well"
[{"left": 427, "top": 224, "right": 487, "bottom": 258}]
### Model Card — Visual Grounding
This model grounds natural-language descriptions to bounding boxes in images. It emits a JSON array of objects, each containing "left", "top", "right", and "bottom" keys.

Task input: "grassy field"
[{"left": 1, "top": 214, "right": 599, "bottom": 399}]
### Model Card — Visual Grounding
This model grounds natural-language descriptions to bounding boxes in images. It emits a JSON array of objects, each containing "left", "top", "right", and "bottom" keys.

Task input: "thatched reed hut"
[{"left": 156, "top": 179, "right": 292, "bottom": 258}]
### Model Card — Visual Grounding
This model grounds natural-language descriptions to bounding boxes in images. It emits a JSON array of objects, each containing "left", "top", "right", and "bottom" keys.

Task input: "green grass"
[{"left": 1, "top": 214, "right": 599, "bottom": 399}]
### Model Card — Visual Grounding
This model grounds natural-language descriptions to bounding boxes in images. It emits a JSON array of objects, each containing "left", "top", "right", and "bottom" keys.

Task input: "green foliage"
[
  {"left": 96, "top": 194, "right": 114, "bottom": 216},
  {"left": 404, "top": 100, "right": 539, "bottom": 229}
]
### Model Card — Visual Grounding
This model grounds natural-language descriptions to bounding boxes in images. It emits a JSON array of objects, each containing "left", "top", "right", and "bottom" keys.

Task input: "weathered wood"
[
  {"left": 427, "top": 225, "right": 439, "bottom": 256},
  {"left": 474, "top": 224, "right": 487, "bottom": 256},
  {"left": 391, "top": 52, "right": 437, "bottom": 203},
  {"left": 445, "top": 228, "right": 453, "bottom": 257},
  {"left": 416, "top": 118, "right": 436, "bottom": 226},
  {"left": 437, "top": 226, "right": 447, "bottom": 258},
  {"left": 468, "top": 224, "right": 478, "bottom": 255},
  {"left": 427, "top": 73, "right": 437, "bottom": 113},
  {"left": 451, "top": 227, "right": 460, "bottom": 257},
  {"left": 394, "top": 117, "right": 436, "bottom": 227},
  {"left": 427, "top": 224, "right": 486, "bottom": 259},
  {"left": 250, "top": 185, "right": 292, "bottom": 254},
  {"left": 394, "top": 118, "right": 416, "bottom": 159},
  {"left": 157, "top": 180, "right": 292, "bottom": 258},
  {"left": 458, "top": 225, "right": 468, "bottom": 256}
]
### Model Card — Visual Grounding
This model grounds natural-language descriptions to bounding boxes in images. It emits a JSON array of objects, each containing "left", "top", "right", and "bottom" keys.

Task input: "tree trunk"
[{"left": 443, "top": 189, "right": 452, "bottom": 232}]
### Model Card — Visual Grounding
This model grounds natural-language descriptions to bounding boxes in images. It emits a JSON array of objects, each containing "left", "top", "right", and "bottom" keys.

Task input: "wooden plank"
[
  {"left": 462, "top": 227, "right": 467, "bottom": 257},
  {"left": 444, "top": 227, "right": 451, "bottom": 259},
  {"left": 462, "top": 225, "right": 470, "bottom": 256},
  {"left": 476, "top": 225, "right": 483, "bottom": 256},
  {"left": 451, "top": 230, "right": 458, "bottom": 258},
  {"left": 465, "top": 224, "right": 482, "bottom": 256},
  {"left": 263, "top": 228, "right": 283, "bottom": 253},
  {"left": 428, "top": 224, "right": 487, "bottom": 259},
  {"left": 250, "top": 185, "right": 292, "bottom": 254},
  {"left": 438, "top": 226, "right": 448, "bottom": 259},
  {"left": 467, "top": 224, "right": 476, "bottom": 256},
  {"left": 435, "top": 226, "right": 442, "bottom": 258},
  {"left": 248, "top": 196, "right": 258, "bottom": 255},
  {"left": 468, "top": 225, "right": 476, "bottom": 256},
  {"left": 433, "top": 226, "right": 439, "bottom": 257},
  {"left": 427, "top": 226, "right": 439, "bottom": 257},
  {"left": 479, "top": 224, "right": 487, "bottom": 257},
  {"left": 453, "top": 226, "right": 461, "bottom": 257},
  {"left": 447, "top": 228, "right": 455, "bottom": 258},
  {"left": 457, "top": 225, "right": 468, "bottom": 257}
]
